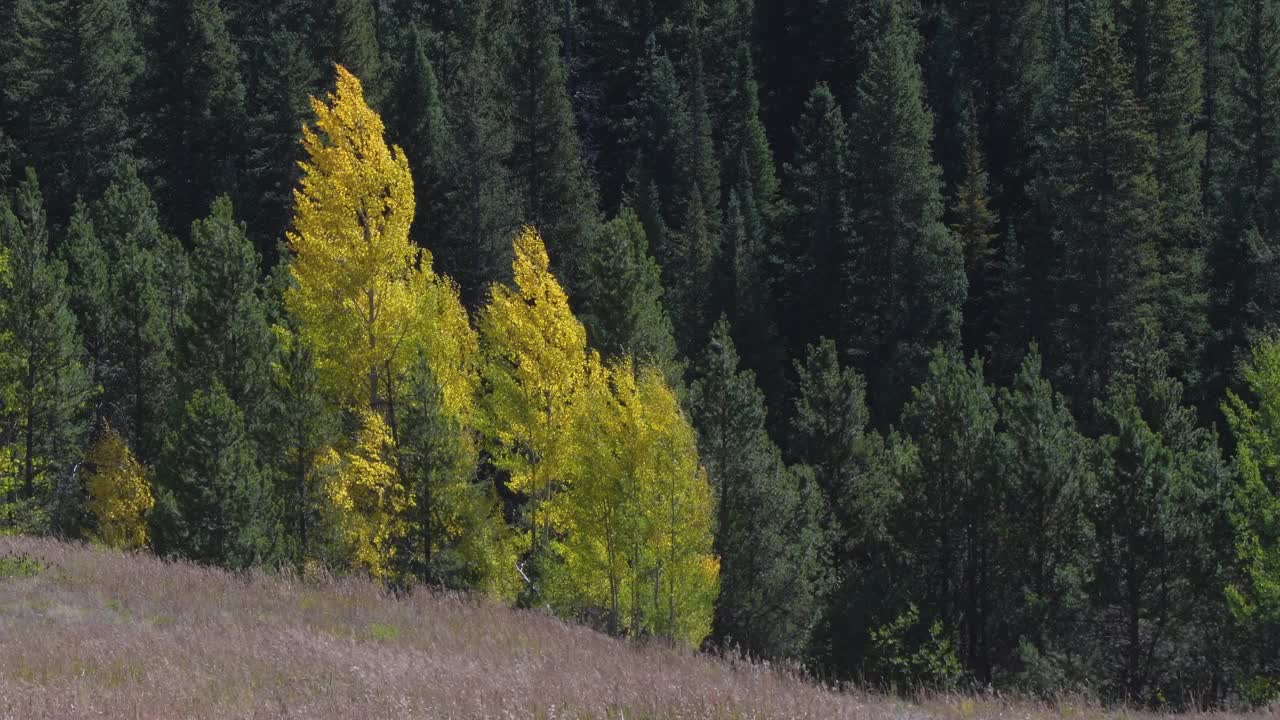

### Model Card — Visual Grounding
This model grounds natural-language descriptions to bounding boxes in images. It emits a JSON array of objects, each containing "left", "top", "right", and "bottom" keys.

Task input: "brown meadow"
[{"left": 0, "top": 536, "right": 1271, "bottom": 720}]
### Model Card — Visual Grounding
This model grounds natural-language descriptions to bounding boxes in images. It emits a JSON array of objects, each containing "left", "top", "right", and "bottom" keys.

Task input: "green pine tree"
[
  {"left": 897, "top": 348, "right": 1001, "bottom": 680},
  {"left": 581, "top": 208, "right": 679, "bottom": 376},
  {"left": 153, "top": 384, "right": 277, "bottom": 569},
  {"left": 260, "top": 335, "right": 339, "bottom": 570},
  {"left": 181, "top": 197, "right": 275, "bottom": 414},
  {"left": 949, "top": 106, "right": 1001, "bottom": 359},
  {"left": 1049, "top": 28, "right": 1160, "bottom": 416},
  {"left": 845, "top": 0, "right": 966, "bottom": 423},
  {"left": 387, "top": 24, "right": 453, "bottom": 253},
  {"left": 393, "top": 353, "right": 515, "bottom": 596},
  {"left": 510, "top": 0, "right": 601, "bottom": 299},
  {"left": 0, "top": 0, "right": 144, "bottom": 217},
  {"left": 780, "top": 83, "right": 854, "bottom": 354},
  {"left": 994, "top": 345, "right": 1093, "bottom": 686},
  {"left": 147, "top": 0, "right": 248, "bottom": 236},
  {"left": 332, "top": 0, "right": 383, "bottom": 106},
  {"left": 91, "top": 162, "right": 186, "bottom": 464},
  {"left": 0, "top": 169, "right": 93, "bottom": 535},
  {"left": 1208, "top": 0, "right": 1280, "bottom": 394},
  {"left": 438, "top": 3, "right": 521, "bottom": 304},
  {"left": 690, "top": 318, "right": 828, "bottom": 659}
]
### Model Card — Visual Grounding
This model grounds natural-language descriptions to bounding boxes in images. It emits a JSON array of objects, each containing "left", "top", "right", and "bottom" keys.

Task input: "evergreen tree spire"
[
  {"left": 845, "top": 0, "right": 966, "bottom": 423},
  {"left": 690, "top": 317, "right": 828, "bottom": 660},
  {"left": 510, "top": 0, "right": 601, "bottom": 299},
  {"left": 781, "top": 83, "right": 854, "bottom": 354},
  {"left": 0, "top": 0, "right": 144, "bottom": 217},
  {"left": 1049, "top": 28, "right": 1160, "bottom": 415}
]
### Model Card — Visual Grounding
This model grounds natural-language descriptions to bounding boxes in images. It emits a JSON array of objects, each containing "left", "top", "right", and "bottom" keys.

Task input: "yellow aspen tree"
[
  {"left": 549, "top": 357, "right": 718, "bottom": 647},
  {"left": 85, "top": 425, "right": 154, "bottom": 550},
  {"left": 326, "top": 408, "right": 405, "bottom": 577},
  {"left": 285, "top": 64, "right": 476, "bottom": 417},
  {"left": 478, "top": 227, "right": 590, "bottom": 556},
  {"left": 637, "top": 366, "right": 718, "bottom": 648}
]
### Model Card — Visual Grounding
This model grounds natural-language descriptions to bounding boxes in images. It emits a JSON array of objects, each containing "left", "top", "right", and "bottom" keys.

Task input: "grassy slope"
[{"left": 0, "top": 536, "right": 1265, "bottom": 720}]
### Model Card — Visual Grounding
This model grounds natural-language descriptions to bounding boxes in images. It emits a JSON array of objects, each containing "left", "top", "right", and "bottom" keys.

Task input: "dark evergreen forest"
[{"left": 1, "top": 0, "right": 1279, "bottom": 708}]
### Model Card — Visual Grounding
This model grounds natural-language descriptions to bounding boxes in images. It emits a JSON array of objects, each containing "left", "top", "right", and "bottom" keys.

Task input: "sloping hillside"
[{"left": 0, "top": 536, "right": 1262, "bottom": 719}]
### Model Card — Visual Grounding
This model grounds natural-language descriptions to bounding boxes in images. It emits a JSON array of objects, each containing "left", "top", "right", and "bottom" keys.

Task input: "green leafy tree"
[
  {"left": 1222, "top": 336, "right": 1280, "bottom": 703},
  {"left": 690, "top": 318, "right": 827, "bottom": 659},
  {"left": 0, "top": 169, "right": 93, "bottom": 534}
]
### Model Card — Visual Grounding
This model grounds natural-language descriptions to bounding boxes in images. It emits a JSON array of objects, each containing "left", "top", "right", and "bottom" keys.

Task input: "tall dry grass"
[{"left": 0, "top": 536, "right": 1269, "bottom": 719}]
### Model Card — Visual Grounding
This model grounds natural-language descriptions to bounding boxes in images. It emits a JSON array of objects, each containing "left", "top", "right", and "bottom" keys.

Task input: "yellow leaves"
[
  {"left": 326, "top": 408, "right": 405, "bottom": 578},
  {"left": 478, "top": 227, "right": 589, "bottom": 516},
  {"left": 85, "top": 426, "right": 153, "bottom": 551},
  {"left": 285, "top": 64, "right": 424, "bottom": 407}
]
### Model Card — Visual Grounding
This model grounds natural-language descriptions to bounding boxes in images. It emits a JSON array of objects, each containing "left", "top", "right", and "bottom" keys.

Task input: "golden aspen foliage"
[
  {"left": 548, "top": 358, "right": 718, "bottom": 647},
  {"left": 326, "top": 408, "right": 406, "bottom": 577},
  {"left": 285, "top": 64, "right": 427, "bottom": 410},
  {"left": 85, "top": 425, "right": 154, "bottom": 550},
  {"left": 478, "top": 227, "right": 590, "bottom": 551}
]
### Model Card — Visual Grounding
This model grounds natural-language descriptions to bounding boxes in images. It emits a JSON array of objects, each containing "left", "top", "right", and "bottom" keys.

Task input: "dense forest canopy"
[{"left": 1, "top": 0, "right": 1279, "bottom": 709}]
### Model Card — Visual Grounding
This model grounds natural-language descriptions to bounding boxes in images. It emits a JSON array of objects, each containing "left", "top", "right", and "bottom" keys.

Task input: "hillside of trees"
[{"left": 0, "top": 0, "right": 1279, "bottom": 709}]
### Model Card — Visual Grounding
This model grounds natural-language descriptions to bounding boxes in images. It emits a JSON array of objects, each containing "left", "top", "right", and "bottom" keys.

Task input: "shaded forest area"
[{"left": 1, "top": 0, "right": 1280, "bottom": 710}]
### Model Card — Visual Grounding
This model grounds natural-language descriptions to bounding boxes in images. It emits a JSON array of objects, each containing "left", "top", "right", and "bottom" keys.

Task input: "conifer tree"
[
  {"left": 0, "top": 0, "right": 144, "bottom": 216},
  {"left": 332, "top": 0, "right": 383, "bottom": 107},
  {"left": 148, "top": 0, "right": 248, "bottom": 235},
  {"left": 690, "top": 318, "right": 827, "bottom": 659},
  {"left": 581, "top": 209, "right": 679, "bottom": 376},
  {"left": 182, "top": 198, "right": 275, "bottom": 414},
  {"left": 260, "top": 334, "right": 339, "bottom": 569},
  {"left": 388, "top": 24, "right": 452, "bottom": 252},
  {"left": 437, "top": 4, "right": 521, "bottom": 304},
  {"left": 781, "top": 84, "right": 854, "bottom": 354},
  {"left": 995, "top": 346, "right": 1093, "bottom": 679},
  {"left": 1208, "top": 0, "right": 1280, "bottom": 390},
  {"left": 152, "top": 384, "right": 276, "bottom": 569},
  {"left": 510, "top": 0, "right": 601, "bottom": 298},
  {"left": 1121, "top": 0, "right": 1209, "bottom": 394},
  {"left": 950, "top": 110, "right": 1001, "bottom": 358},
  {"left": 0, "top": 169, "right": 93, "bottom": 534},
  {"left": 394, "top": 354, "right": 519, "bottom": 599},
  {"left": 1090, "top": 371, "right": 1234, "bottom": 702},
  {"left": 897, "top": 349, "right": 1001, "bottom": 680},
  {"left": 845, "top": 0, "right": 966, "bottom": 423},
  {"left": 241, "top": 22, "right": 320, "bottom": 258},
  {"left": 90, "top": 163, "right": 184, "bottom": 465},
  {"left": 1050, "top": 29, "right": 1160, "bottom": 414}
]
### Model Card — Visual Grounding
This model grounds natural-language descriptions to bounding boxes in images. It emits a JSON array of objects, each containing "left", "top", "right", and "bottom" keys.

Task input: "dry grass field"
[{"left": 0, "top": 535, "right": 1270, "bottom": 720}]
